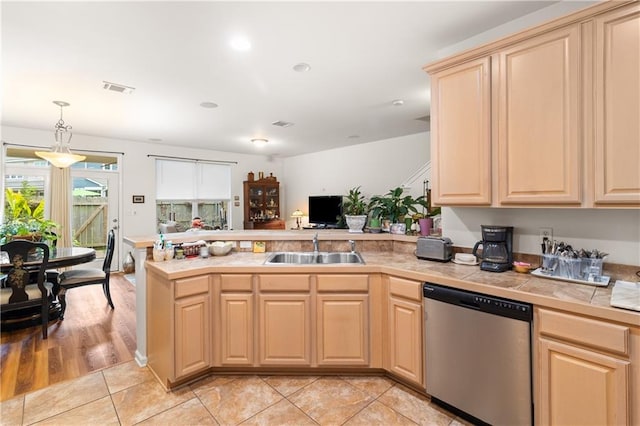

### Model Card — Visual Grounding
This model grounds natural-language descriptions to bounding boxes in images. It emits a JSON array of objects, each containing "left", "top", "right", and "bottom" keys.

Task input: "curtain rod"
[
  {"left": 147, "top": 154, "right": 237, "bottom": 165},
  {"left": 2, "top": 141, "right": 124, "bottom": 155}
]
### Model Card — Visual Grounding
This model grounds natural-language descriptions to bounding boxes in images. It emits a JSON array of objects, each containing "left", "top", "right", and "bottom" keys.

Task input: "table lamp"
[{"left": 291, "top": 209, "right": 304, "bottom": 230}]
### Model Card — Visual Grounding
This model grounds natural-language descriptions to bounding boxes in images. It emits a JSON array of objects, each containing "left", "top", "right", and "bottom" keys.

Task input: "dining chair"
[
  {"left": 0, "top": 240, "right": 53, "bottom": 339},
  {"left": 57, "top": 229, "right": 115, "bottom": 319}
]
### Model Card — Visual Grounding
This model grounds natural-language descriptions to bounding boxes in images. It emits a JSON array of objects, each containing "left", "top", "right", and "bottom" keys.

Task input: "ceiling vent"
[
  {"left": 272, "top": 120, "right": 294, "bottom": 128},
  {"left": 415, "top": 115, "right": 430, "bottom": 123},
  {"left": 102, "top": 81, "right": 135, "bottom": 94}
]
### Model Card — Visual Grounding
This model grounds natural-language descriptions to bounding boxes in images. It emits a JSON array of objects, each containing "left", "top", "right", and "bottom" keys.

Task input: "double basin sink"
[{"left": 264, "top": 251, "right": 365, "bottom": 265}]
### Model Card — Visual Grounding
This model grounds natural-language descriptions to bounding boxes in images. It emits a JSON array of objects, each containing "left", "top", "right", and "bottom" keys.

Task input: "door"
[
  {"left": 175, "top": 293, "right": 211, "bottom": 378},
  {"left": 71, "top": 169, "right": 120, "bottom": 270},
  {"left": 220, "top": 293, "right": 254, "bottom": 365}
]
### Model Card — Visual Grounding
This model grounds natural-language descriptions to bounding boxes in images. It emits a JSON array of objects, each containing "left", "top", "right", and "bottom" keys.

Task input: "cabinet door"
[
  {"left": 430, "top": 57, "right": 492, "bottom": 205},
  {"left": 258, "top": 294, "right": 311, "bottom": 365},
  {"left": 220, "top": 293, "right": 253, "bottom": 365},
  {"left": 538, "top": 338, "right": 629, "bottom": 425},
  {"left": 174, "top": 293, "right": 210, "bottom": 378},
  {"left": 497, "top": 25, "right": 581, "bottom": 205},
  {"left": 388, "top": 295, "right": 423, "bottom": 386},
  {"left": 316, "top": 294, "right": 369, "bottom": 366},
  {"left": 593, "top": 4, "right": 640, "bottom": 205}
]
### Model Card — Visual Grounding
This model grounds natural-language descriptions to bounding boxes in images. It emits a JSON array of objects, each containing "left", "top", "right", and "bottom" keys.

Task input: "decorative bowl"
[
  {"left": 208, "top": 241, "right": 233, "bottom": 256},
  {"left": 513, "top": 261, "right": 533, "bottom": 273}
]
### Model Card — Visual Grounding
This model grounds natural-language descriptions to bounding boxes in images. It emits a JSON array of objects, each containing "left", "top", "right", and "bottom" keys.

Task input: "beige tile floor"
[{"left": 0, "top": 361, "right": 471, "bottom": 425}]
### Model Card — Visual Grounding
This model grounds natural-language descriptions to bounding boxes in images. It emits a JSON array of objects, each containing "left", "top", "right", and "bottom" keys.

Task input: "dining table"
[{"left": 1, "top": 246, "right": 97, "bottom": 330}]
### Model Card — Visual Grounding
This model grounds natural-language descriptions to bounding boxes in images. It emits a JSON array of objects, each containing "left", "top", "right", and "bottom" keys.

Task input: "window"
[{"left": 155, "top": 160, "right": 231, "bottom": 230}]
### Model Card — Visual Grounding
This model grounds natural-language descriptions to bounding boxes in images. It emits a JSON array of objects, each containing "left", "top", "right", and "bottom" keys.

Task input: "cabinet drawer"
[
  {"left": 537, "top": 308, "right": 629, "bottom": 356},
  {"left": 317, "top": 274, "right": 368, "bottom": 292},
  {"left": 175, "top": 275, "right": 209, "bottom": 298},
  {"left": 221, "top": 274, "right": 253, "bottom": 292},
  {"left": 258, "top": 274, "right": 311, "bottom": 292},
  {"left": 388, "top": 276, "right": 422, "bottom": 302}
]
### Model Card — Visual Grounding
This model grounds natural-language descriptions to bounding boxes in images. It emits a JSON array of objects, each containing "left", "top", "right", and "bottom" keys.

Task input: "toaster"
[{"left": 416, "top": 236, "right": 453, "bottom": 261}]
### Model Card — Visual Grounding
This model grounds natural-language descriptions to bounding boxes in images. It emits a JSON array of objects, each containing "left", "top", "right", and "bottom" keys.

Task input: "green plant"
[
  {"left": 369, "top": 187, "right": 428, "bottom": 223},
  {"left": 342, "top": 186, "right": 368, "bottom": 216},
  {"left": 1, "top": 188, "right": 59, "bottom": 244}
]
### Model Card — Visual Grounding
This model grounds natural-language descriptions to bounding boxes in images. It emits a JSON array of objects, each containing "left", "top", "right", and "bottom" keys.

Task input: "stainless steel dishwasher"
[{"left": 423, "top": 283, "right": 533, "bottom": 426}]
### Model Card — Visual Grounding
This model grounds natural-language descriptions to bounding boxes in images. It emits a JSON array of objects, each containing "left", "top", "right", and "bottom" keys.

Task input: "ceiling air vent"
[
  {"left": 415, "top": 115, "right": 430, "bottom": 123},
  {"left": 102, "top": 81, "right": 135, "bottom": 94},
  {"left": 272, "top": 120, "right": 294, "bottom": 128}
]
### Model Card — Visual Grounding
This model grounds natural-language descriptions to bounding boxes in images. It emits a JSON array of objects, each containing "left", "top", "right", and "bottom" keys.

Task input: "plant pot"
[
  {"left": 419, "top": 218, "right": 432, "bottom": 236},
  {"left": 345, "top": 215, "right": 367, "bottom": 233}
]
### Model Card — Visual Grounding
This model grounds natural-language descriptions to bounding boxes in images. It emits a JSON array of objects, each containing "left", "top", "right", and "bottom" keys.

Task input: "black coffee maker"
[{"left": 472, "top": 225, "right": 514, "bottom": 272}]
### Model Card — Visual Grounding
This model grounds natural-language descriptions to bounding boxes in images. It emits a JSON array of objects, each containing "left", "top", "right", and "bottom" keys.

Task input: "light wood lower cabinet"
[
  {"left": 175, "top": 292, "right": 211, "bottom": 377},
  {"left": 258, "top": 274, "right": 312, "bottom": 366},
  {"left": 386, "top": 276, "right": 424, "bottom": 387},
  {"left": 316, "top": 274, "right": 370, "bottom": 366},
  {"left": 536, "top": 307, "right": 633, "bottom": 425},
  {"left": 219, "top": 274, "right": 254, "bottom": 366},
  {"left": 147, "top": 271, "right": 211, "bottom": 387},
  {"left": 220, "top": 293, "right": 253, "bottom": 365}
]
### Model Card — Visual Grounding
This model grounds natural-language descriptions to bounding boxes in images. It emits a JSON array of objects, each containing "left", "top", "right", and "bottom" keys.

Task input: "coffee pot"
[{"left": 472, "top": 225, "right": 514, "bottom": 272}]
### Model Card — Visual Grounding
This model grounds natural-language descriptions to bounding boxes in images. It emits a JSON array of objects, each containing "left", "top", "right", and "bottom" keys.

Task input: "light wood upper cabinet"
[
  {"left": 430, "top": 57, "right": 492, "bottom": 205},
  {"left": 497, "top": 25, "right": 581, "bottom": 205},
  {"left": 593, "top": 3, "right": 640, "bottom": 205},
  {"left": 426, "top": 1, "right": 639, "bottom": 208}
]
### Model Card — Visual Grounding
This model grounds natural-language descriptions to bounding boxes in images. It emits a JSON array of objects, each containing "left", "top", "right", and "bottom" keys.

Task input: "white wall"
[
  {"left": 1, "top": 126, "right": 282, "bottom": 238},
  {"left": 282, "top": 132, "right": 429, "bottom": 228},
  {"left": 436, "top": 0, "right": 598, "bottom": 59},
  {"left": 281, "top": 129, "right": 639, "bottom": 265}
]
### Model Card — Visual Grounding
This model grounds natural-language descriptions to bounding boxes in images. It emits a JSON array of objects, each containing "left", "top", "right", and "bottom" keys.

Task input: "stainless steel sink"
[{"left": 264, "top": 251, "right": 365, "bottom": 265}]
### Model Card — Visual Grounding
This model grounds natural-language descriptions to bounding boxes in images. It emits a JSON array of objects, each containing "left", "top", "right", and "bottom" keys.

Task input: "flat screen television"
[{"left": 308, "top": 195, "right": 343, "bottom": 228}]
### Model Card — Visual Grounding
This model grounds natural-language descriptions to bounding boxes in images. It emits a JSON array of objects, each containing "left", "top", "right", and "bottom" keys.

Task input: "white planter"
[{"left": 345, "top": 215, "right": 367, "bottom": 233}]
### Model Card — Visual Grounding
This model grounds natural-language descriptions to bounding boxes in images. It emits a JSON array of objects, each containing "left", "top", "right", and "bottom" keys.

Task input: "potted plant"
[
  {"left": 1, "top": 188, "right": 59, "bottom": 245},
  {"left": 342, "top": 186, "right": 368, "bottom": 233},
  {"left": 369, "top": 187, "right": 428, "bottom": 232}
]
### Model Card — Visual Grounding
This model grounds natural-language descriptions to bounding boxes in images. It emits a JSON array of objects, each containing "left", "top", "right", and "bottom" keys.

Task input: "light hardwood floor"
[{"left": 0, "top": 273, "right": 136, "bottom": 401}]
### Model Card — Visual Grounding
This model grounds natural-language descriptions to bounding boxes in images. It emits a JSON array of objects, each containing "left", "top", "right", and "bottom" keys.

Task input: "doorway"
[{"left": 71, "top": 169, "right": 120, "bottom": 270}]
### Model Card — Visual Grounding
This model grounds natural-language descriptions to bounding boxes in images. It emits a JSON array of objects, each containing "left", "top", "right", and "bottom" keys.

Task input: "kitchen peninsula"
[{"left": 125, "top": 229, "right": 640, "bottom": 425}]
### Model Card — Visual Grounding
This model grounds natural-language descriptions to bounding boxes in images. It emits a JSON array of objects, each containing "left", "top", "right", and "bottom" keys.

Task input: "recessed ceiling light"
[
  {"left": 251, "top": 138, "right": 268, "bottom": 147},
  {"left": 230, "top": 36, "right": 251, "bottom": 51},
  {"left": 293, "top": 63, "right": 311, "bottom": 72},
  {"left": 200, "top": 101, "right": 218, "bottom": 109},
  {"left": 392, "top": 99, "right": 404, "bottom": 106}
]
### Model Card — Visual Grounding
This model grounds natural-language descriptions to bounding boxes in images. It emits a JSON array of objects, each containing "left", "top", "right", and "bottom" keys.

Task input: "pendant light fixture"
[{"left": 35, "top": 101, "right": 86, "bottom": 168}]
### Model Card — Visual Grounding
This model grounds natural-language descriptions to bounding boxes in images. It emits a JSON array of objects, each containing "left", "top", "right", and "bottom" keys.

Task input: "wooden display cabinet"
[{"left": 243, "top": 176, "right": 285, "bottom": 230}]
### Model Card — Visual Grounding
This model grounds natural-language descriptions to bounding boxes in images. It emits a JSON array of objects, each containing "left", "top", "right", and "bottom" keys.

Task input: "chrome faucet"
[
  {"left": 313, "top": 233, "right": 319, "bottom": 253},
  {"left": 349, "top": 240, "right": 356, "bottom": 253}
]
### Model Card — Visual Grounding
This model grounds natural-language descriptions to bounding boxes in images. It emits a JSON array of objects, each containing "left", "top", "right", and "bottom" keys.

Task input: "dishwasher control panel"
[{"left": 423, "top": 282, "right": 532, "bottom": 322}]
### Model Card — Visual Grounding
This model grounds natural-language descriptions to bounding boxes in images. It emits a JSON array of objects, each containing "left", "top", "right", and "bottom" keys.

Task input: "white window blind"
[
  {"left": 198, "top": 163, "right": 231, "bottom": 199},
  {"left": 156, "top": 160, "right": 231, "bottom": 200}
]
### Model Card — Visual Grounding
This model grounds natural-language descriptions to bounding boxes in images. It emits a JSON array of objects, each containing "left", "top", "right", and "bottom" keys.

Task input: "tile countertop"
[
  {"left": 124, "top": 229, "right": 418, "bottom": 248},
  {"left": 145, "top": 250, "right": 640, "bottom": 327}
]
